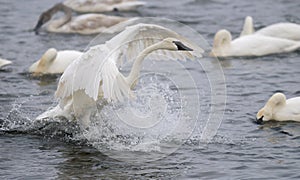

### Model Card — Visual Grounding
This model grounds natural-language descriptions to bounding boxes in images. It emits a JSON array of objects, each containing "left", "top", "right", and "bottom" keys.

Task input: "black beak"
[
  {"left": 34, "top": 19, "right": 44, "bottom": 35},
  {"left": 256, "top": 116, "right": 264, "bottom": 124},
  {"left": 173, "top": 41, "right": 193, "bottom": 51}
]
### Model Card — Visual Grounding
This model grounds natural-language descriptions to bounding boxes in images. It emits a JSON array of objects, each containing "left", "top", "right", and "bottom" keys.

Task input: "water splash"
[
  {"left": 1, "top": 97, "right": 85, "bottom": 143},
  {"left": 80, "top": 73, "right": 199, "bottom": 162}
]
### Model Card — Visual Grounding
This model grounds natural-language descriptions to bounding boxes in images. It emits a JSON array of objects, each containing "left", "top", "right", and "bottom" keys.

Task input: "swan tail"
[{"left": 240, "top": 16, "right": 255, "bottom": 37}]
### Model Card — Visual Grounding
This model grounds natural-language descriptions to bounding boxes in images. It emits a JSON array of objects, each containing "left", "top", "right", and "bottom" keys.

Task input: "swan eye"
[{"left": 172, "top": 41, "right": 193, "bottom": 51}]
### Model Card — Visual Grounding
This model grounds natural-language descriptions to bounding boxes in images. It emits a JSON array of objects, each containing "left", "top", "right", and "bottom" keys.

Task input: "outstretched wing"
[
  {"left": 105, "top": 23, "right": 204, "bottom": 65},
  {"left": 55, "top": 23, "right": 204, "bottom": 104},
  {"left": 55, "top": 44, "right": 133, "bottom": 103}
]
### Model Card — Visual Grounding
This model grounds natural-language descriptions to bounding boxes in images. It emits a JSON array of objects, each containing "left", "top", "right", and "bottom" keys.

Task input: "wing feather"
[
  {"left": 106, "top": 23, "right": 204, "bottom": 64},
  {"left": 55, "top": 23, "right": 204, "bottom": 106}
]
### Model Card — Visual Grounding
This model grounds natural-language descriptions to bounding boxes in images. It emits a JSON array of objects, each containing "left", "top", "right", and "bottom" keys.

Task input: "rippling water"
[{"left": 1, "top": 0, "right": 300, "bottom": 179}]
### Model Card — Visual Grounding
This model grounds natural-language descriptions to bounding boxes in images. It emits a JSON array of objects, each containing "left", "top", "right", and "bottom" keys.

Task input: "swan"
[
  {"left": 240, "top": 16, "right": 300, "bottom": 41},
  {"left": 63, "top": 0, "right": 146, "bottom": 13},
  {"left": 256, "top": 93, "right": 300, "bottom": 123},
  {"left": 210, "top": 29, "right": 300, "bottom": 57},
  {"left": 34, "top": 3, "right": 137, "bottom": 35},
  {"left": 0, "top": 58, "right": 12, "bottom": 68},
  {"left": 37, "top": 23, "right": 204, "bottom": 127},
  {"left": 29, "top": 48, "right": 83, "bottom": 75}
]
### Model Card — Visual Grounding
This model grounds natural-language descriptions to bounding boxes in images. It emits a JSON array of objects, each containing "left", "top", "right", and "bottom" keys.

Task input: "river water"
[{"left": 1, "top": 0, "right": 300, "bottom": 179}]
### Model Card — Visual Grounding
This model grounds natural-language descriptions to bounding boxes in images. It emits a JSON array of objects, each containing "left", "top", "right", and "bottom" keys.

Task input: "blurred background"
[{"left": 1, "top": 0, "right": 300, "bottom": 179}]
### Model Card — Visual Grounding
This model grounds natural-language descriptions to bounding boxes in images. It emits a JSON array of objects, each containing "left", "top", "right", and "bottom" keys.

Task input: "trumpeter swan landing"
[
  {"left": 256, "top": 93, "right": 300, "bottom": 123},
  {"left": 240, "top": 16, "right": 300, "bottom": 41},
  {"left": 63, "top": 0, "right": 146, "bottom": 13},
  {"left": 37, "top": 23, "right": 204, "bottom": 128},
  {"left": 29, "top": 48, "right": 83, "bottom": 75},
  {"left": 0, "top": 58, "right": 12, "bottom": 68},
  {"left": 210, "top": 29, "right": 300, "bottom": 57},
  {"left": 34, "top": 3, "right": 137, "bottom": 35}
]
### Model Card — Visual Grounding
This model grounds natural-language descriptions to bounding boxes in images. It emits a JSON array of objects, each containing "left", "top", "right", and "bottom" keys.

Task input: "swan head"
[
  {"left": 160, "top": 38, "right": 193, "bottom": 51},
  {"left": 210, "top": 29, "right": 232, "bottom": 56},
  {"left": 256, "top": 108, "right": 272, "bottom": 124},
  {"left": 256, "top": 93, "right": 286, "bottom": 123},
  {"left": 34, "top": 12, "right": 52, "bottom": 33}
]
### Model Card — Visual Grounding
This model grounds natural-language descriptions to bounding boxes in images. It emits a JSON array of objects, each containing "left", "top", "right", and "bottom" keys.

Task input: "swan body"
[
  {"left": 211, "top": 29, "right": 300, "bottom": 57},
  {"left": 34, "top": 3, "right": 136, "bottom": 34},
  {"left": 29, "top": 48, "right": 82, "bottom": 75},
  {"left": 256, "top": 93, "right": 300, "bottom": 123},
  {"left": 0, "top": 58, "right": 12, "bottom": 68},
  {"left": 241, "top": 16, "right": 300, "bottom": 41},
  {"left": 37, "top": 23, "right": 204, "bottom": 127},
  {"left": 63, "top": 0, "right": 146, "bottom": 13}
]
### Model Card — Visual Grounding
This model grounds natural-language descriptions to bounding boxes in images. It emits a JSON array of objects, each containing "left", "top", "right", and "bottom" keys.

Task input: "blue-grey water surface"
[{"left": 1, "top": 0, "right": 300, "bottom": 179}]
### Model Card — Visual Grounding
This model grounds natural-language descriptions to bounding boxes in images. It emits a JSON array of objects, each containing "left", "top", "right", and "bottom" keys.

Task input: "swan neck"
[
  {"left": 126, "top": 43, "right": 162, "bottom": 87},
  {"left": 48, "top": 4, "right": 72, "bottom": 31}
]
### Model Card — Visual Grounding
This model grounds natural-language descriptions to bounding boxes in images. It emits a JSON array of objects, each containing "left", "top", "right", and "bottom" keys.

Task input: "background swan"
[
  {"left": 0, "top": 58, "right": 12, "bottom": 68},
  {"left": 34, "top": 3, "right": 137, "bottom": 35},
  {"left": 211, "top": 29, "right": 300, "bottom": 57},
  {"left": 256, "top": 93, "right": 300, "bottom": 123},
  {"left": 240, "top": 16, "right": 300, "bottom": 41},
  {"left": 37, "top": 23, "right": 204, "bottom": 127},
  {"left": 29, "top": 48, "right": 82, "bottom": 75},
  {"left": 63, "top": 0, "right": 146, "bottom": 13}
]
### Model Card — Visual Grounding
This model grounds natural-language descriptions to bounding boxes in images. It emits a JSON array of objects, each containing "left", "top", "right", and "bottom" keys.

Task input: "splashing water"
[
  {"left": 82, "top": 73, "right": 199, "bottom": 162},
  {"left": 1, "top": 73, "right": 201, "bottom": 160},
  {"left": 1, "top": 95, "right": 84, "bottom": 143}
]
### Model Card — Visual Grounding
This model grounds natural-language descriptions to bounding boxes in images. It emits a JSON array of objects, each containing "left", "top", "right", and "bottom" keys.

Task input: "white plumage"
[
  {"left": 256, "top": 93, "right": 300, "bottom": 122},
  {"left": 29, "top": 48, "right": 83, "bottom": 75},
  {"left": 210, "top": 29, "right": 300, "bottom": 57},
  {"left": 63, "top": 0, "right": 146, "bottom": 13},
  {"left": 0, "top": 58, "right": 12, "bottom": 68},
  {"left": 56, "top": 23, "right": 203, "bottom": 103},
  {"left": 38, "top": 23, "right": 204, "bottom": 127},
  {"left": 240, "top": 16, "right": 300, "bottom": 41}
]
